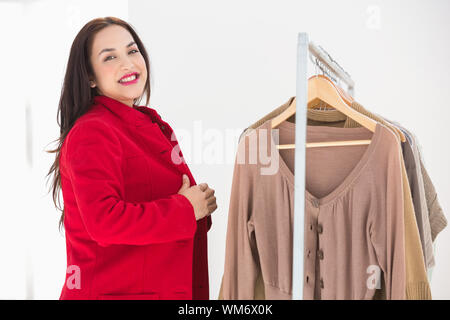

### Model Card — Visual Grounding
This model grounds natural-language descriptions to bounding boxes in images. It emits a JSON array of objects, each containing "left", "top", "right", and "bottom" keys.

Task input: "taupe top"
[{"left": 221, "top": 119, "right": 406, "bottom": 299}]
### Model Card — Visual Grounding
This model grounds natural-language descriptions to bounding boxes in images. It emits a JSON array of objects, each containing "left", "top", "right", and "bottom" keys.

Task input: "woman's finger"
[
  {"left": 208, "top": 203, "right": 218, "bottom": 214},
  {"left": 204, "top": 188, "right": 215, "bottom": 199},
  {"left": 207, "top": 196, "right": 216, "bottom": 205}
]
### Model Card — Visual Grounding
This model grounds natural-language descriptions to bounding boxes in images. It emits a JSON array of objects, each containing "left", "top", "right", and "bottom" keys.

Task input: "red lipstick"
[{"left": 118, "top": 72, "right": 139, "bottom": 86}]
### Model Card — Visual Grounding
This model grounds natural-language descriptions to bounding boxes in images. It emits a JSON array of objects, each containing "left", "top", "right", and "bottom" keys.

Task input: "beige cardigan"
[
  {"left": 239, "top": 97, "right": 446, "bottom": 245},
  {"left": 220, "top": 120, "right": 407, "bottom": 299},
  {"left": 219, "top": 97, "right": 433, "bottom": 300}
]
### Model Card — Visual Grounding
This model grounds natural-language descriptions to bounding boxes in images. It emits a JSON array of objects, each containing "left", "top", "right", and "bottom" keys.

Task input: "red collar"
[{"left": 93, "top": 95, "right": 164, "bottom": 127}]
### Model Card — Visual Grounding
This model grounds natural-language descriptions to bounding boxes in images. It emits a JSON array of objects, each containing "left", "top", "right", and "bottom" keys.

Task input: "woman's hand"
[{"left": 177, "top": 174, "right": 217, "bottom": 221}]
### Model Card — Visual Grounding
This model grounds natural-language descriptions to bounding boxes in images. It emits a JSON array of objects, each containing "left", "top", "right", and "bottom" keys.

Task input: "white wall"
[
  {"left": 0, "top": 0, "right": 448, "bottom": 299},
  {"left": 128, "top": 0, "right": 450, "bottom": 299}
]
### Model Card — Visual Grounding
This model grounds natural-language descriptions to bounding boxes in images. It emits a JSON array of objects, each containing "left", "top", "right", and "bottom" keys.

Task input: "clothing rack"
[{"left": 292, "top": 33, "right": 355, "bottom": 299}]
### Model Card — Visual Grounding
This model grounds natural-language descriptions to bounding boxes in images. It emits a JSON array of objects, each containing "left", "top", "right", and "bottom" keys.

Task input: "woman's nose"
[{"left": 120, "top": 56, "right": 135, "bottom": 70}]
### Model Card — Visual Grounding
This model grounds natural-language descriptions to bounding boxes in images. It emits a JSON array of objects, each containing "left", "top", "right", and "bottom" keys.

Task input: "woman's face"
[{"left": 89, "top": 25, "right": 147, "bottom": 107}]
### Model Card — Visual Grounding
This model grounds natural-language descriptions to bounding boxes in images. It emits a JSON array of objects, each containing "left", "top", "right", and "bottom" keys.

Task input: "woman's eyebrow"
[{"left": 98, "top": 41, "right": 137, "bottom": 56}]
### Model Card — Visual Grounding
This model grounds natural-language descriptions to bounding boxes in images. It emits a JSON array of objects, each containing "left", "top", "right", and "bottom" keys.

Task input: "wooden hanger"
[
  {"left": 279, "top": 74, "right": 406, "bottom": 144},
  {"left": 272, "top": 75, "right": 377, "bottom": 149},
  {"left": 319, "top": 75, "right": 406, "bottom": 142}
]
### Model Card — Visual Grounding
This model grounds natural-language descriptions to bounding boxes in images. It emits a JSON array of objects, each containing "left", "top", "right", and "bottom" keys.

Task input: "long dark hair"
[{"left": 45, "top": 17, "right": 151, "bottom": 231}]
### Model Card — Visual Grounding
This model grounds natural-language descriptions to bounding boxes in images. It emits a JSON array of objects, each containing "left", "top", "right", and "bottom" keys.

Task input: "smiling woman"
[
  {"left": 45, "top": 16, "right": 216, "bottom": 300},
  {"left": 46, "top": 16, "right": 151, "bottom": 232},
  {"left": 88, "top": 24, "right": 148, "bottom": 107}
]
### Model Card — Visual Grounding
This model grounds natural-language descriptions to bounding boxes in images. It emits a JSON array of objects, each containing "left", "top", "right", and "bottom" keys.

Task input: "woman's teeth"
[{"left": 119, "top": 74, "right": 137, "bottom": 83}]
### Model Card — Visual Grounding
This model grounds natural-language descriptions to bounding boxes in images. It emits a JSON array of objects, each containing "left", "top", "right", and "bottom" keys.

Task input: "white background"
[{"left": 0, "top": 0, "right": 448, "bottom": 299}]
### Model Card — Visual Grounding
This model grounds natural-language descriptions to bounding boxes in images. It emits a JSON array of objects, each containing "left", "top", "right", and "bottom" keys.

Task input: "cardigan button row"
[
  {"left": 317, "top": 224, "right": 323, "bottom": 234},
  {"left": 309, "top": 223, "right": 323, "bottom": 234},
  {"left": 317, "top": 249, "right": 324, "bottom": 260}
]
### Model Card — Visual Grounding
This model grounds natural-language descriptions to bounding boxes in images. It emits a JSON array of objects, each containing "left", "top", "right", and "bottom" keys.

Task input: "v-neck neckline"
[{"left": 261, "top": 119, "right": 382, "bottom": 206}]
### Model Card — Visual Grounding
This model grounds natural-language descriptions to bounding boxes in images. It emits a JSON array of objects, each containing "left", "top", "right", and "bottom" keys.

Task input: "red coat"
[{"left": 59, "top": 95, "right": 211, "bottom": 300}]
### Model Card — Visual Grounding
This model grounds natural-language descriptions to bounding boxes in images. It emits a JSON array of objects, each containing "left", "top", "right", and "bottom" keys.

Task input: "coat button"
[
  {"left": 307, "top": 249, "right": 311, "bottom": 258},
  {"left": 317, "top": 224, "right": 323, "bottom": 234},
  {"left": 317, "top": 249, "right": 324, "bottom": 260}
]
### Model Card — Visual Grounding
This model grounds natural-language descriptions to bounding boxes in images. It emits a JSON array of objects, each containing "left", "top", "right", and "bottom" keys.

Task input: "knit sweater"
[
  {"left": 219, "top": 97, "right": 433, "bottom": 300},
  {"left": 342, "top": 103, "right": 446, "bottom": 242},
  {"left": 244, "top": 97, "right": 445, "bottom": 246},
  {"left": 221, "top": 120, "right": 406, "bottom": 299},
  {"left": 306, "top": 100, "right": 432, "bottom": 299},
  {"left": 239, "top": 96, "right": 446, "bottom": 244}
]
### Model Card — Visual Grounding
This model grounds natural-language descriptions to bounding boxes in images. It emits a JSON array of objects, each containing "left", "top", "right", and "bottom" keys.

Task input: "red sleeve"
[{"left": 64, "top": 120, "right": 197, "bottom": 247}]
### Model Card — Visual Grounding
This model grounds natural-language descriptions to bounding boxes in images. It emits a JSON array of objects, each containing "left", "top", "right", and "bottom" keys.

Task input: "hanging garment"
[
  {"left": 384, "top": 121, "right": 436, "bottom": 269},
  {"left": 219, "top": 98, "right": 432, "bottom": 300},
  {"left": 343, "top": 106, "right": 436, "bottom": 272},
  {"left": 59, "top": 95, "right": 211, "bottom": 300},
  {"left": 389, "top": 124, "right": 447, "bottom": 281},
  {"left": 220, "top": 119, "right": 407, "bottom": 299},
  {"left": 239, "top": 97, "right": 446, "bottom": 245},
  {"left": 421, "top": 165, "right": 447, "bottom": 241},
  {"left": 304, "top": 101, "right": 432, "bottom": 298},
  {"left": 342, "top": 103, "right": 447, "bottom": 243},
  {"left": 304, "top": 101, "right": 432, "bottom": 299}
]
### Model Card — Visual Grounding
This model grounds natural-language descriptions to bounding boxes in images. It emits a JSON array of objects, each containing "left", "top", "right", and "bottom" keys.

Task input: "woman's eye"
[{"left": 104, "top": 50, "right": 138, "bottom": 62}]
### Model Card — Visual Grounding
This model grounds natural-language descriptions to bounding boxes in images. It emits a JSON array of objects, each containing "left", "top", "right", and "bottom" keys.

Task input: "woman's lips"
[{"left": 118, "top": 73, "right": 139, "bottom": 86}]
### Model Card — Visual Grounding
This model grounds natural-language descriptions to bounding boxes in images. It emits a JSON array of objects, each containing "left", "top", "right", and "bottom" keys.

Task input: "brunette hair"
[{"left": 45, "top": 17, "right": 151, "bottom": 231}]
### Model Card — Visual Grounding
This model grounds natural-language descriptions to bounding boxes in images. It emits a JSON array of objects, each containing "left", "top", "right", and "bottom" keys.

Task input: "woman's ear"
[{"left": 89, "top": 80, "right": 96, "bottom": 88}]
